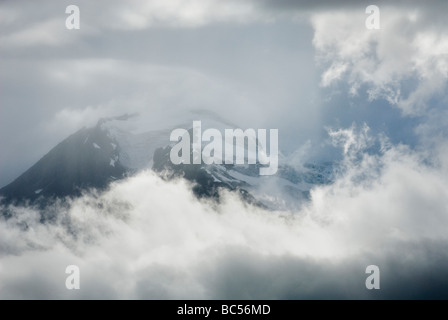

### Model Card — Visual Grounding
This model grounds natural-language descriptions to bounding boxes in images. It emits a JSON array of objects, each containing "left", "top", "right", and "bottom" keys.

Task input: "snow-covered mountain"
[{"left": 0, "top": 113, "right": 334, "bottom": 211}]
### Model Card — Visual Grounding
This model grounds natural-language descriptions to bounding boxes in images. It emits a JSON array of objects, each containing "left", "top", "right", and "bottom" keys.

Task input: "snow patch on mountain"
[{"left": 0, "top": 112, "right": 335, "bottom": 210}]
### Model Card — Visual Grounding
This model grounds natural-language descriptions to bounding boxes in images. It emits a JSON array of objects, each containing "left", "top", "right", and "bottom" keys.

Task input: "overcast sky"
[
  {"left": 1, "top": 0, "right": 448, "bottom": 299},
  {"left": 1, "top": 0, "right": 446, "bottom": 187}
]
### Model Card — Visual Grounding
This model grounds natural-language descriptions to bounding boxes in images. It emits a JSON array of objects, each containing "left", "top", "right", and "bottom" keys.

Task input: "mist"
[{"left": 1, "top": 125, "right": 448, "bottom": 299}]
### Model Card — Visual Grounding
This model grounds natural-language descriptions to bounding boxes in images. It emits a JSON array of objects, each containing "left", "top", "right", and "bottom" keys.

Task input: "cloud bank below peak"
[{"left": 1, "top": 125, "right": 448, "bottom": 299}]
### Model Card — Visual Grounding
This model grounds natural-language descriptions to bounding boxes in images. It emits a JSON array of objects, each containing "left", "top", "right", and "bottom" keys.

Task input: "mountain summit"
[
  {"left": 0, "top": 120, "right": 126, "bottom": 204},
  {"left": 0, "top": 114, "right": 333, "bottom": 211}
]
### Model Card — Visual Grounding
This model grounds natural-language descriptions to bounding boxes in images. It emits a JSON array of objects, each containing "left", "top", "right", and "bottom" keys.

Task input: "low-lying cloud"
[{"left": 1, "top": 126, "right": 448, "bottom": 299}]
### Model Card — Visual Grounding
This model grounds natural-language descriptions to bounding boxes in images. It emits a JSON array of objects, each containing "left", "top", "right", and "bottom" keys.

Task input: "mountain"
[
  {"left": 0, "top": 121, "right": 126, "bottom": 205},
  {"left": 0, "top": 113, "right": 334, "bottom": 212}
]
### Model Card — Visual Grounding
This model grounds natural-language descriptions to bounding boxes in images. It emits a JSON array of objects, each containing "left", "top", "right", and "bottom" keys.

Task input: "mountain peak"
[
  {"left": 97, "top": 113, "right": 139, "bottom": 127},
  {"left": 1, "top": 112, "right": 334, "bottom": 212}
]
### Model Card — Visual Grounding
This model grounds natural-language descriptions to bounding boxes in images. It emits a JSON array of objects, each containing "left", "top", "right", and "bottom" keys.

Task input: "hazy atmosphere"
[{"left": 1, "top": 0, "right": 448, "bottom": 299}]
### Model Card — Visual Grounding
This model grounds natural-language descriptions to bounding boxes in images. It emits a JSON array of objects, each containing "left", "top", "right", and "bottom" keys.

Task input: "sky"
[
  {"left": 1, "top": 0, "right": 448, "bottom": 299},
  {"left": 2, "top": 0, "right": 446, "bottom": 187}
]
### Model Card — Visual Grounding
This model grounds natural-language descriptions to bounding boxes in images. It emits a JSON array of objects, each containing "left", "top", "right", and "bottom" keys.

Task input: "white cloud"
[
  {"left": 312, "top": 7, "right": 448, "bottom": 115},
  {"left": 320, "top": 62, "right": 348, "bottom": 87},
  {"left": 1, "top": 125, "right": 448, "bottom": 299},
  {"left": 105, "top": 0, "right": 262, "bottom": 30},
  {"left": 40, "top": 58, "right": 275, "bottom": 140},
  {"left": 1, "top": 1, "right": 448, "bottom": 299},
  {"left": 1, "top": 19, "right": 71, "bottom": 47}
]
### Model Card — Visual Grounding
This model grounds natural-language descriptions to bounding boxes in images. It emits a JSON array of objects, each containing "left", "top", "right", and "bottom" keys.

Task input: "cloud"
[
  {"left": 1, "top": 19, "right": 84, "bottom": 47},
  {"left": 1, "top": 1, "right": 448, "bottom": 299},
  {"left": 312, "top": 5, "right": 448, "bottom": 116},
  {"left": 41, "top": 59, "right": 273, "bottom": 134},
  {"left": 1, "top": 125, "right": 448, "bottom": 299},
  {"left": 0, "top": 0, "right": 269, "bottom": 43},
  {"left": 0, "top": 21, "right": 318, "bottom": 187},
  {"left": 100, "top": 0, "right": 265, "bottom": 30}
]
